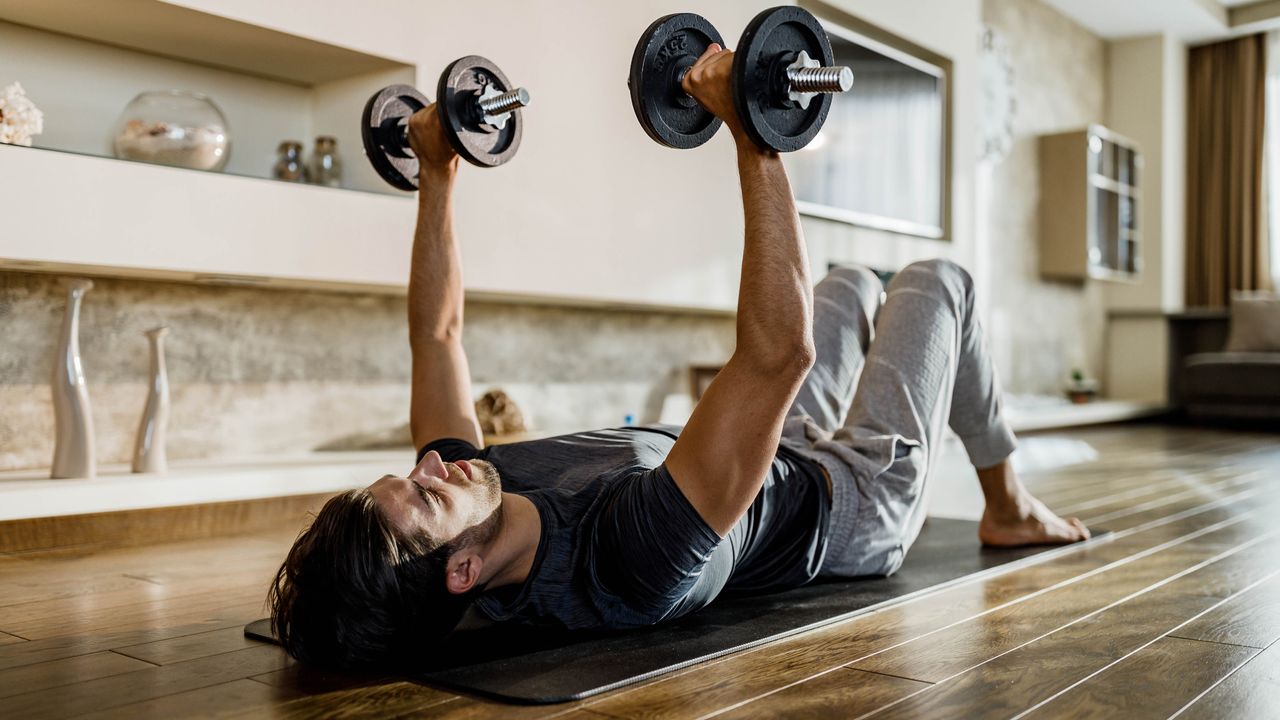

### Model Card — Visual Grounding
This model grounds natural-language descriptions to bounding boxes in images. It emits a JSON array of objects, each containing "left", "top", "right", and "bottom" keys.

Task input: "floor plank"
[
  {"left": 0, "top": 619, "right": 260, "bottom": 672},
  {"left": 1053, "top": 470, "right": 1248, "bottom": 517},
  {"left": 0, "top": 580, "right": 269, "bottom": 639},
  {"left": 113, "top": 626, "right": 258, "bottom": 665},
  {"left": 1074, "top": 474, "right": 1268, "bottom": 529},
  {"left": 0, "top": 644, "right": 293, "bottom": 720},
  {"left": 1022, "top": 636, "right": 1257, "bottom": 719},
  {"left": 1171, "top": 575, "right": 1280, "bottom": 649},
  {"left": 0, "top": 631, "right": 25, "bottom": 646},
  {"left": 412, "top": 697, "right": 596, "bottom": 719},
  {"left": 858, "top": 542, "right": 1280, "bottom": 718},
  {"left": 0, "top": 569, "right": 270, "bottom": 636},
  {"left": 250, "top": 664, "right": 398, "bottom": 696},
  {"left": 262, "top": 680, "right": 455, "bottom": 719},
  {"left": 715, "top": 667, "right": 929, "bottom": 719},
  {"left": 0, "top": 650, "right": 154, "bottom": 699},
  {"left": 72, "top": 678, "right": 304, "bottom": 720},
  {"left": 851, "top": 523, "right": 1277, "bottom": 683},
  {"left": 1177, "top": 638, "right": 1280, "bottom": 719}
]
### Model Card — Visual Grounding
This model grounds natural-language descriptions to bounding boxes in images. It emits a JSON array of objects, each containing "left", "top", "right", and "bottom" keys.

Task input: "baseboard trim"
[{"left": 0, "top": 492, "right": 337, "bottom": 555}]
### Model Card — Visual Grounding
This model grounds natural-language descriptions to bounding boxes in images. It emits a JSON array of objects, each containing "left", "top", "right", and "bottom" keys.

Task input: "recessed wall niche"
[{"left": 0, "top": 1, "right": 415, "bottom": 194}]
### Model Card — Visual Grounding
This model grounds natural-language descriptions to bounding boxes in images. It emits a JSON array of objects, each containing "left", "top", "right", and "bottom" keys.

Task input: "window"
[
  {"left": 1266, "top": 31, "right": 1280, "bottom": 287},
  {"left": 784, "top": 8, "right": 951, "bottom": 240}
]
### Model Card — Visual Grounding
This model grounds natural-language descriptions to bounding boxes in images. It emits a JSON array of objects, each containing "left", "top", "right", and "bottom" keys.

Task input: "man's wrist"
[
  {"left": 419, "top": 158, "right": 459, "bottom": 183},
  {"left": 734, "top": 138, "right": 778, "bottom": 162}
]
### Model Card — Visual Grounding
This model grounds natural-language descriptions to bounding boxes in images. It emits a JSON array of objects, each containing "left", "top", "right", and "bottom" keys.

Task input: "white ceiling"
[{"left": 1040, "top": 0, "right": 1279, "bottom": 43}]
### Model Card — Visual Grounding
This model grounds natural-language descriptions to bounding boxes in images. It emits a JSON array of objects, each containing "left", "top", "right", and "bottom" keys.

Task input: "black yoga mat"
[{"left": 246, "top": 517, "right": 1102, "bottom": 704}]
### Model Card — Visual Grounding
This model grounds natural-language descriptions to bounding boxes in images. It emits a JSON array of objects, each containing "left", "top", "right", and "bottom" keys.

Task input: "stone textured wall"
[
  {"left": 982, "top": 0, "right": 1108, "bottom": 395},
  {"left": 0, "top": 272, "right": 735, "bottom": 472}
]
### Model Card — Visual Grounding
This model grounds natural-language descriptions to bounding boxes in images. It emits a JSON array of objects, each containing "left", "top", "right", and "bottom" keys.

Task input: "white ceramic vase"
[
  {"left": 132, "top": 327, "right": 170, "bottom": 474},
  {"left": 51, "top": 279, "right": 95, "bottom": 479}
]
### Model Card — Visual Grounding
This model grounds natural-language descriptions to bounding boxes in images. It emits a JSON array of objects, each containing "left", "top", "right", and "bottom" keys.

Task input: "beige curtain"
[{"left": 1187, "top": 33, "right": 1272, "bottom": 308}]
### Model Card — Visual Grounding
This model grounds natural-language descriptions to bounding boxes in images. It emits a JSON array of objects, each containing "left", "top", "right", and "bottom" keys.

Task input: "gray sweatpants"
[{"left": 779, "top": 260, "right": 1018, "bottom": 578}]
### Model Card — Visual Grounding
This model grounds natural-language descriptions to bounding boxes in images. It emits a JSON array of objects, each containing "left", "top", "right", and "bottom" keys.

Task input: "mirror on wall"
[{"left": 785, "top": 7, "right": 951, "bottom": 240}]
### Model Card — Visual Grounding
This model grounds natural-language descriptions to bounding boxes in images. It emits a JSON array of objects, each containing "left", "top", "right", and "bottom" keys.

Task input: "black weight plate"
[
  {"left": 361, "top": 84, "right": 429, "bottom": 191},
  {"left": 628, "top": 13, "right": 725, "bottom": 149},
  {"left": 733, "top": 6, "right": 835, "bottom": 152},
  {"left": 437, "top": 55, "right": 522, "bottom": 168}
]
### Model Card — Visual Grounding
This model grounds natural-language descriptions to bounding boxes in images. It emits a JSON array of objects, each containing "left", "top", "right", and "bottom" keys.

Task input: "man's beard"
[
  {"left": 451, "top": 459, "right": 504, "bottom": 551},
  {"left": 469, "top": 459, "right": 502, "bottom": 505}
]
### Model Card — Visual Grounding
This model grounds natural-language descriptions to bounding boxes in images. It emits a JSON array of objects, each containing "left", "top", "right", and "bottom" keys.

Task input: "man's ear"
[{"left": 445, "top": 549, "right": 483, "bottom": 595}]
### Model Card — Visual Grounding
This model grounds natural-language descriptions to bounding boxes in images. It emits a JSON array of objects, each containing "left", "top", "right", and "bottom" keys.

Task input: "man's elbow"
[
  {"left": 787, "top": 340, "right": 817, "bottom": 377},
  {"left": 744, "top": 339, "right": 815, "bottom": 380}
]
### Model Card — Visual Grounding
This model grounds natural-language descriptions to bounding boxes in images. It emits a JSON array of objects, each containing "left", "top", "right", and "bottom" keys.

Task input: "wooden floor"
[{"left": 1, "top": 423, "right": 1278, "bottom": 719}]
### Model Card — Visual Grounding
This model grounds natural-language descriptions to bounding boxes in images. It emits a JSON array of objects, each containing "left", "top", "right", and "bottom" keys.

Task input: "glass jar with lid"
[
  {"left": 273, "top": 141, "right": 306, "bottom": 182},
  {"left": 307, "top": 135, "right": 342, "bottom": 188}
]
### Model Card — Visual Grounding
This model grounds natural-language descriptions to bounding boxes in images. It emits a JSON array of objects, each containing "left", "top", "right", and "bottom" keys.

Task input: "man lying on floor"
[{"left": 269, "top": 45, "right": 1089, "bottom": 669}]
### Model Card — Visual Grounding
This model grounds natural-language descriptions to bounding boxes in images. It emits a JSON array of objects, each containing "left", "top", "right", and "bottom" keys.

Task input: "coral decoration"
[{"left": 0, "top": 82, "right": 44, "bottom": 147}]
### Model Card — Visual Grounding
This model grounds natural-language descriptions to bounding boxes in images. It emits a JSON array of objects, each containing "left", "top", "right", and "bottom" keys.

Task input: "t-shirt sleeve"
[
  {"left": 590, "top": 463, "right": 728, "bottom": 622},
  {"left": 417, "top": 437, "right": 483, "bottom": 464}
]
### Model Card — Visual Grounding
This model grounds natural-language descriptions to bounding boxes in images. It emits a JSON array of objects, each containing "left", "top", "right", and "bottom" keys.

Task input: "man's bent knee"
[
  {"left": 892, "top": 259, "right": 974, "bottom": 306},
  {"left": 822, "top": 264, "right": 884, "bottom": 311}
]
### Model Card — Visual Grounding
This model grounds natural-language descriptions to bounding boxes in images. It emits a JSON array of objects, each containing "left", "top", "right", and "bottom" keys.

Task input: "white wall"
[
  {"left": 1104, "top": 33, "right": 1187, "bottom": 312},
  {"left": 1161, "top": 33, "right": 1187, "bottom": 311},
  {"left": 1105, "top": 36, "right": 1165, "bottom": 310},
  {"left": 1101, "top": 32, "right": 1187, "bottom": 402},
  {"left": 983, "top": 0, "right": 1110, "bottom": 396},
  {"left": 163, "top": 0, "right": 980, "bottom": 308}
]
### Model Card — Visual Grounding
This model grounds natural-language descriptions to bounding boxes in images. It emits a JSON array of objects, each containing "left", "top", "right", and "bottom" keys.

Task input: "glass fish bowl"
[{"left": 112, "top": 90, "right": 231, "bottom": 171}]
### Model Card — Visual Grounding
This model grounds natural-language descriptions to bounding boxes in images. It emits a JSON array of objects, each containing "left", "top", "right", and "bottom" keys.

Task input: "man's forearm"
[
  {"left": 733, "top": 144, "right": 814, "bottom": 370},
  {"left": 408, "top": 164, "right": 464, "bottom": 345}
]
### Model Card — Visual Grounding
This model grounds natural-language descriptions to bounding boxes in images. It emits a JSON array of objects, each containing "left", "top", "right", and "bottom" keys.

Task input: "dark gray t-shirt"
[{"left": 420, "top": 424, "right": 830, "bottom": 630}]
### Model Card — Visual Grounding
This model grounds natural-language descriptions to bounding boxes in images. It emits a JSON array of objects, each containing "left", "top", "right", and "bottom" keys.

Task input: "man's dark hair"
[{"left": 268, "top": 489, "right": 475, "bottom": 670}]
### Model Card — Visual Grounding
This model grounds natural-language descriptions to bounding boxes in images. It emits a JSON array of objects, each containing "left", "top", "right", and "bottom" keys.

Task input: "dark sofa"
[{"left": 1169, "top": 310, "right": 1280, "bottom": 422}]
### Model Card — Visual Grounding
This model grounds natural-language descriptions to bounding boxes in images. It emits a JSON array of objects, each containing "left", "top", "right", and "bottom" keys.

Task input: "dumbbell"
[
  {"left": 361, "top": 55, "right": 531, "bottom": 190},
  {"left": 628, "top": 6, "right": 853, "bottom": 152}
]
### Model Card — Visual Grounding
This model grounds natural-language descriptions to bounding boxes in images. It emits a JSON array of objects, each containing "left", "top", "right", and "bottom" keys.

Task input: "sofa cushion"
[
  {"left": 1183, "top": 352, "right": 1280, "bottom": 399},
  {"left": 1225, "top": 292, "right": 1280, "bottom": 352}
]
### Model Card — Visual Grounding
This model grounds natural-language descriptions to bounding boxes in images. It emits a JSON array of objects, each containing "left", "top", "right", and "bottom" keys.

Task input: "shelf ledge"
[
  {"left": 0, "top": 451, "right": 413, "bottom": 521},
  {"left": 0, "top": 0, "right": 411, "bottom": 85}
]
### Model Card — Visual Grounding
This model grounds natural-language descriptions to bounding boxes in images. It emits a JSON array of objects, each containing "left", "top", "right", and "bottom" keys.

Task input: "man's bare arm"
[
  {"left": 665, "top": 45, "right": 815, "bottom": 535},
  {"left": 406, "top": 108, "right": 483, "bottom": 449}
]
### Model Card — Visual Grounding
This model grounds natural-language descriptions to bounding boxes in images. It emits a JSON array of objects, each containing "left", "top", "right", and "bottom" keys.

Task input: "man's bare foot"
[{"left": 978, "top": 493, "right": 1091, "bottom": 547}]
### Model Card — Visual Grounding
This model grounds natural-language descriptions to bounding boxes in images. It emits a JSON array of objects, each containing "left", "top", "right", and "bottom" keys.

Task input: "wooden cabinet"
[{"left": 1038, "top": 125, "right": 1142, "bottom": 281}]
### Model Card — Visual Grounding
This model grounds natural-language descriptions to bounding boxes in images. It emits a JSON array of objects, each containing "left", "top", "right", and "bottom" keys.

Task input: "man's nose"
[{"left": 409, "top": 450, "right": 449, "bottom": 482}]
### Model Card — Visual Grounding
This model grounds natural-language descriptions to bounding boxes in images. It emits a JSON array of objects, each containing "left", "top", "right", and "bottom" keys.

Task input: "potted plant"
[{"left": 1065, "top": 368, "right": 1099, "bottom": 404}]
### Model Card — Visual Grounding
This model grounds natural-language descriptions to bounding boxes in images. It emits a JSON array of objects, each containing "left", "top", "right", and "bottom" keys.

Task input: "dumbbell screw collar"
[
  {"left": 784, "top": 50, "right": 853, "bottom": 109},
  {"left": 478, "top": 85, "right": 531, "bottom": 131}
]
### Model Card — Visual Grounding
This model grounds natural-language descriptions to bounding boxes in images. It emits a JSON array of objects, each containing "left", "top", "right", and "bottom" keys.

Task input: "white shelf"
[
  {"left": 0, "top": 142, "right": 418, "bottom": 293},
  {"left": 1005, "top": 399, "right": 1166, "bottom": 433},
  {"left": 0, "top": 143, "right": 740, "bottom": 313},
  {"left": 0, "top": 0, "right": 411, "bottom": 85},
  {"left": 1088, "top": 265, "right": 1141, "bottom": 283},
  {"left": 0, "top": 451, "right": 414, "bottom": 521}
]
